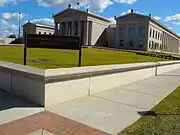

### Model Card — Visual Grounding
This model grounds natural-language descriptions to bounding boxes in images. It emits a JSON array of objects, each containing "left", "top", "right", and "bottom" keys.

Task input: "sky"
[{"left": 0, "top": 0, "right": 180, "bottom": 37}]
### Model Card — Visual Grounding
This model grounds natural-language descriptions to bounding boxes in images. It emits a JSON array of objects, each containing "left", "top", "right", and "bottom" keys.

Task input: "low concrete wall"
[
  {"left": 0, "top": 61, "right": 45, "bottom": 106},
  {"left": 45, "top": 61, "right": 180, "bottom": 107},
  {"left": 0, "top": 60, "right": 180, "bottom": 107},
  {"left": 0, "top": 38, "right": 15, "bottom": 45}
]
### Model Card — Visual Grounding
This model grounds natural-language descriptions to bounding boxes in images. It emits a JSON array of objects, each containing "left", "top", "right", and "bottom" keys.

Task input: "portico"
[{"left": 53, "top": 8, "right": 111, "bottom": 46}]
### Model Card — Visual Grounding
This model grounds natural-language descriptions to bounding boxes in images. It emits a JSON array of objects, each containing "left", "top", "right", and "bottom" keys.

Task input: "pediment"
[
  {"left": 117, "top": 13, "right": 148, "bottom": 20},
  {"left": 54, "top": 9, "right": 86, "bottom": 18}
]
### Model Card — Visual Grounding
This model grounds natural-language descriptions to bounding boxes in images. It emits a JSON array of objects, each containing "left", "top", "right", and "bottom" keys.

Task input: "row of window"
[
  {"left": 39, "top": 32, "right": 52, "bottom": 35},
  {"left": 120, "top": 40, "right": 144, "bottom": 48},
  {"left": 149, "top": 41, "right": 164, "bottom": 50},
  {"left": 149, "top": 28, "right": 162, "bottom": 41},
  {"left": 120, "top": 27, "right": 145, "bottom": 37}
]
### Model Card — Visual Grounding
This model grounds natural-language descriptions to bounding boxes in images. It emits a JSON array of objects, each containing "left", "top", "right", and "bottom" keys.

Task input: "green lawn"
[
  {"left": 0, "top": 46, "right": 168, "bottom": 69},
  {"left": 119, "top": 86, "right": 180, "bottom": 135}
]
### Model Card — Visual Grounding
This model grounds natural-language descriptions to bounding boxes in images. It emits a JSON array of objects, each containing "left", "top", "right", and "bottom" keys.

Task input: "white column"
[
  {"left": 78, "top": 21, "right": 81, "bottom": 37},
  {"left": 85, "top": 21, "right": 89, "bottom": 46},
  {"left": 55, "top": 22, "right": 58, "bottom": 35}
]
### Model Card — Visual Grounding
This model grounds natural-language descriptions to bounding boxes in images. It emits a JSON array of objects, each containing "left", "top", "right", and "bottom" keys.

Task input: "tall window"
[
  {"left": 149, "top": 28, "right": 152, "bottom": 37},
  {"left": 155, "top": 31, "right": 157, "bottom": 39},
  {"left": 139, "top": 27, "right": 145, "bottom": 36},
  {"left": 62, "top": 22, "right": 65, "bottom": 36},
  {"left": 129, "top": 27, "right": 135, "bottom": 37},
  {"left": 149, "top": 41, "right": 151, "bottom": 48},
  {"left": 74, "top": 21, "right": 78, "bottom": 36},
  {"left": 68, "top": 22, "right": 72, "bottom": 35},
  {"left": 120, "top": 28, "right": 124, "bottom": 36},
  {"left": 153, "top": 30, "right": 155, "bottom": 38},
  {"left": 129, "top": 40, "right": 133, "bottom": 47},
  {"left": 139, "top": 41, "right": 144, "bottom": 48}
]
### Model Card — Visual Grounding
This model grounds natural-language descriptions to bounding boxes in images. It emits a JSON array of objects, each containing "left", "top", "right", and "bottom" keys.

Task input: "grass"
[
  {"left": 119, "top": 86, "right": 180, "bottom": 135},
  {"left": 0, "top": 46, "right": 168, "bottom": 69}
]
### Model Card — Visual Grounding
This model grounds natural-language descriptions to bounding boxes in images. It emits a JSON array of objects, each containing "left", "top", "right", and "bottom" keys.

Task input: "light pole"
[
  {"left": 18, "top": 12, "right": 21, "bottom": 39},
  {"left": 77, "top": 2, "right": 79, "bottom": 10}
]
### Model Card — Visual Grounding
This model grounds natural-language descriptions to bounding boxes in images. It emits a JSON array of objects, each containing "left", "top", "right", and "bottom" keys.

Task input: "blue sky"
[{"left": 0, "top": 0, "right": 180, "bottom": 37}]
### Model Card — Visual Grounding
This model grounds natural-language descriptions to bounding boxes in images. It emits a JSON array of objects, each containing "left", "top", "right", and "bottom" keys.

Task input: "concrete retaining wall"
[
  {"left": 0, "top": 61, "right": 45, "bottom": 106},
  {"left": 0, "top": 60, "right": 180, "bottom": 107},
  {"left": 45, "top": 61, "right": 180, "bottom": 107}
]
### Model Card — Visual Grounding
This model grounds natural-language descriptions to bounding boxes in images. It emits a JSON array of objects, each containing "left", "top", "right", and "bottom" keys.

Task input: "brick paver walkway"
[{"left": 0, "top": 111, "right": 110, "bottom": 135}]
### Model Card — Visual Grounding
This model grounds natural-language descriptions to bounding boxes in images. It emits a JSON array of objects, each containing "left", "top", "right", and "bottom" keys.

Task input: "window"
[
  {"left": 44, "top": 32, "right": 46, "bottom": 35},
  {"left": 152, "top": 41, "right": 154, "bottom": 49},
  {"left": 155, "top": 31, "right": 157, "bottom": 39},
  {"left": 139, "top": 41, "right": 144, "bottom": 48},
  {"left": 39, "top": 32, "right": 41, "bottom": 34},
  {"left": 150, "top": 28, "right": 152, "bottom": 37},
  {"left": 68, "top": 22, "right": 72, "bottom": 35},
  {"left": 139, "top": 27, "right": 145, "bottom": 36},
  {"left": 129, "top": 40, "right": 133, "bottom": 47},
  {"left": 49, "top": 33, "right": 51, "bottom": 35},
  {"left": 120, "top": 40, "right": 124, "bottom": 47},
  {"left": 149, "top": 41, "right": 151, "bottom": 48},
  {"left": 74, "top": 21, "right": 78, "bottom": 36},
  {"left": 153, "top": 30, "right": 155, "bottom": 38},
  {"left": 62, "top": 22, "right": 66, "bottom": 35},
  {"left": 120, "top": 28, "right": 124, "bottom": 36},
  {"left": 129, "top": 27, "right": 135, "bottom": 37}
]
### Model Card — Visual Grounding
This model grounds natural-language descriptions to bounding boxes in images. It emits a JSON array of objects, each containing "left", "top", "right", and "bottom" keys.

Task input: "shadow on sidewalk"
[{"left": 0, "top": 90, "right": 40, "bottom": 111}]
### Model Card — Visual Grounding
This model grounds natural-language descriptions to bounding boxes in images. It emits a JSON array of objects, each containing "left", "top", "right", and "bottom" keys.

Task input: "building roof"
[
  {"left": 53, "top": 8, "right": 112, "bottom": 23},
  {"left": 23, "top": 22, "right": 55, "bottom": 29},
  {"left": 116, "top": 12, "right": 180, "bottom": 39}
]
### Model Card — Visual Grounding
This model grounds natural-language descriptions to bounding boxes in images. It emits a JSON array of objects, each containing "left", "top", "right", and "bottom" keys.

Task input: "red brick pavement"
[{"left": 0, "top": 111, "right": 110, "bottom": 135}]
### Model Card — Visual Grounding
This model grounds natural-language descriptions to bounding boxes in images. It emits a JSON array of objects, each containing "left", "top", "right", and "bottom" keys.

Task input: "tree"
[{"left": 8, "top": 34, "right": 16, "bottom": 38}]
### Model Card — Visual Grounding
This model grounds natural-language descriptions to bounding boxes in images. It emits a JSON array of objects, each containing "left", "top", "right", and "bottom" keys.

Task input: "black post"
[
  {"left": 78, "top": 37, "right": 82, "bottom": 67},
  {"left": 24, "top": 33, "right": 27, "bottom": 65},
  {"left": 18, "top": 12, "right": 21, "bottom": 39}
]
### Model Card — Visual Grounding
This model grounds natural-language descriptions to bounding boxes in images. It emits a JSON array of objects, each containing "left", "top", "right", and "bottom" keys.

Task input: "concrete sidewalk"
[{"left": 49, "top": 69, "right": 180, "bottom": 135}]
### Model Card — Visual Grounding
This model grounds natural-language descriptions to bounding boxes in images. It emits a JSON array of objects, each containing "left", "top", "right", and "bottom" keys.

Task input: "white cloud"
[
  {"left": 108, "top": 17, "right": 116, "bottom": 23},
  {"left": 0, "top": 0, "right": 26, "bottom": 7},
  {"left": 121, "top": 9, "right": 131, "bottom": 15},
  {"left": 168, "top": 27, "right": 172, "bottom": 30},
  {"left": 28, "top": 18, "right": 54, "bottom": 26},
  {"left": 165, "top": 14, "right": 180, "bottom": 25},
  {"left": 37, "top": 0, "right": 137, "bottom": 12},
  {"left": 153, "top": 16, "right": 161, "bottom": 21},
  {"left": 0, "top": 19, "right": 18, "bottom": 37},
  {"left": 1, "top": 12, "right": 27, "bottom": 21},
  {"left": 113, "top": 0, "right": 137, "bottom": 4}
]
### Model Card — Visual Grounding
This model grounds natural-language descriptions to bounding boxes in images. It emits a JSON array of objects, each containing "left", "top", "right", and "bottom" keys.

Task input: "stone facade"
[
  {"left": 115, "top": 11, "right": 180, "bottom": 53},
  {"left": 53, "top": 9, "right": 111, "bottom": 46}
]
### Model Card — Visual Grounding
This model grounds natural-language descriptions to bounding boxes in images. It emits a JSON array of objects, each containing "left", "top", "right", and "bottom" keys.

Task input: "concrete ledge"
[{"left": 0, "top": 60, "right": 180, "bottom": 107}]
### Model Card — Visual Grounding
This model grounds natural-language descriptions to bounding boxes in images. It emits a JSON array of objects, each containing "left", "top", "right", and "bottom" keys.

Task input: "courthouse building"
[
  {"left": 52, "top": 8, "right": 111, "bottom": 46},
  {"left": 115, "top": 9, "right": 180, "bottom": 53},
  {"left": 23, "top": 8, "right": 180, "bottom": 54}
]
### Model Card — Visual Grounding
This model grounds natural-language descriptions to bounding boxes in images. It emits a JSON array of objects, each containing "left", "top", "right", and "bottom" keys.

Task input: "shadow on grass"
[
  {"left": 138, "top": 111, "right": 180, "bottom": 117},
  {"left": 0, "top": 90, "right": 41, "bottom": 111}
]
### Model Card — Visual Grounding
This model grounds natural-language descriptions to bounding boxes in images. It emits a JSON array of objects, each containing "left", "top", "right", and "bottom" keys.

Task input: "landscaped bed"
[
  {"left": 119, "top": 86, "right": 180, "bottom": 135},
  {"left": 0, "top": 46, "right": 168, "bottom": 69}
]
